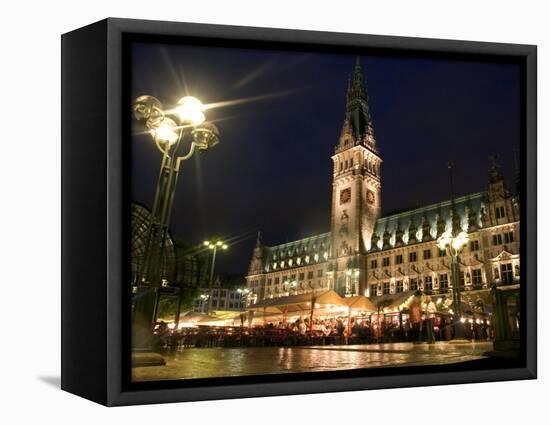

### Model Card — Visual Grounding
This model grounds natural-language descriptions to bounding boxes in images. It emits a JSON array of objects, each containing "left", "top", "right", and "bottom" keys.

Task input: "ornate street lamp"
[
  {"left": 132, "top": 95, "right": 220, "bottom": 348},
  {"left": 284, "top": 279, "right": 297, "bottom": 295},
  {"left": 199, "top": 293, "right": 210, "bottom": 314},
  {"left": 203, "top": 240, "right": 228, "bottom": 313},
  {"left": 345, "top": 268, "right": 360, "bottom": 296},
  {"left": 237, "top": 287, "right": 250, "bottom": 298},
  {"left": 437, "top": 161, "right": 468, "bottom": 342},
  {"left": 237, "top": 288, "right": 250, "bottom": 309}
]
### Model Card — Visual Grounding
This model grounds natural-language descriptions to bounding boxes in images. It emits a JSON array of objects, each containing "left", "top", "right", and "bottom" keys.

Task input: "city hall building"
[{"left": 246, "top": 59, "right": 520, "bottom": 308}]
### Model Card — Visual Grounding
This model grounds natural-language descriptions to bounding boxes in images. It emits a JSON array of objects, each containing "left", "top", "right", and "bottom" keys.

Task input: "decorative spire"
[
  {"left": 255, "top": 231, "right": 262, "bottom": 248},
  {"left": 448, "top": 161, "right": 462, "bottom": 236},
  {"left": 345, "top": 56, "right": 373, "bottom": 142},
  {"left": 489, "top": 155, "right": 504, "bottom": 184},
  {"left": 513, "top": 149, "right": 520, "bottom": 195},
  {"left": 352, "top": 56, "right": 363, "bottom": 92},
  {"left": 408, "top": 218, "right": 418, "bottom": 244}
]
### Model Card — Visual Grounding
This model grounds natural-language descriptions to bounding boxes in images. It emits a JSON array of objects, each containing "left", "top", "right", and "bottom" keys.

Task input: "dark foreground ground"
[{"left": 133, "top": 341, "right": 496, "bottom": 382}]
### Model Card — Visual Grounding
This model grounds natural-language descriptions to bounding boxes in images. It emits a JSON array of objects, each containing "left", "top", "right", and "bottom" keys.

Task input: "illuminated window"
[
  {"left": 472, "top": 269, "right": 483, "bottom": 286},
  {"left": 370, "top": 284, "right": 378, "bottom": 296},
  {"left": 424, "top": 276, "right": 433, "bottom": 291},
  {"left": 504, "top": 231, "right": 514, "bottom": 244},
  {"left": 501, "top": 263, "right": 513, "bottom": 283}
]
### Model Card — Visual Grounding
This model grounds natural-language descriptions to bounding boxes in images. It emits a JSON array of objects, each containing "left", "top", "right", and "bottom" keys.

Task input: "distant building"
[
  {"left": 194, "top": 274, "right": 247, "bottom": 313},
  {"left": 246, "top": 58, "right": 520, "bottom": 309}
]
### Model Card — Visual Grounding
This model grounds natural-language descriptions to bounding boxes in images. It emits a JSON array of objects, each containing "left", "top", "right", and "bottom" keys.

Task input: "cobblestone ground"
[{"left": 132, "top": 341, "right": 493, "bottom": 382}]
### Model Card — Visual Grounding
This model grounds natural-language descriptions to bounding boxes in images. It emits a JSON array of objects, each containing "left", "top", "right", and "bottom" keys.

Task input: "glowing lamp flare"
[
  {"left": 175, "top": 96, "right": 205, "bottom": 125},
  {"left": 150, "top": 118, "right": 179, "bottom": 145},
  {"left": 452, "top": 231, "right": 470, "bottom": 251},
  {"left": 437, "top": 230, "right": 469, "bottom": 252}
]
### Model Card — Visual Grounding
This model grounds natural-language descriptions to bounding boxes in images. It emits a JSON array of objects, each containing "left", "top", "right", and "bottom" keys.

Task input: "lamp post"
[
  {"left": 237, "top": 288, "right": 250, "bottom": 308},
  {"left": 345, "top": 268, "right": 360, "bottom": 296},
  {"left": 132, "top": 95, "right": 220, "bottom": 349},
  {"left": 284, "top": 279, "right": 297, "bottom": 296},
  {"left": 437, "top": 161, "right": 469, "bottom": 342},
  {"left": 237, "top": 288, "right": 250, "bottom": 328},
  {"left": 204, "top": 240, "right": 228, "bottom": 313},
  {"left": 307, "top": 281, "right": 317, "bottom": 332},
  {"left": 199, "top": 294, "right": 210, "bottom": 314}
]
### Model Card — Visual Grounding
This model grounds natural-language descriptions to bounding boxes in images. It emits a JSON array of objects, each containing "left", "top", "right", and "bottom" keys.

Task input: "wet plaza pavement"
[{"left": 132, "top": 341, "right": 493, "bottom": 381}]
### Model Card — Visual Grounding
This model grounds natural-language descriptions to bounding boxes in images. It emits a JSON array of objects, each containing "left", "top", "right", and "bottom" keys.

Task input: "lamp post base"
[
  {"left": 448, "top": 338, "right": 472, "bottom": 344},
  {"left": 132, "top": 350, "right": 166, "bottom": 367}
]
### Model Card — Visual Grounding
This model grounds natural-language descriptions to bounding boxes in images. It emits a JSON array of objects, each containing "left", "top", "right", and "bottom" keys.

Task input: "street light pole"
[
  {"left": 131, "top": 95, "right": 220, "bottom": 349},
  {"left": 237, "top": 288, "right": 250, "bottom": 327},
  {"left": 437, "top": 161, "right": 468, "bottom": 342},
  {"left": 203, "top": 240, "right": 228, "bottom": 313}
]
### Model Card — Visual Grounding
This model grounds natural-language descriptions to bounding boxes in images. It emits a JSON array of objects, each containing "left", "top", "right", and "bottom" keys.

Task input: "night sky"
[{"left": 130, "top": 42, "right": 521, "bottom": 275}]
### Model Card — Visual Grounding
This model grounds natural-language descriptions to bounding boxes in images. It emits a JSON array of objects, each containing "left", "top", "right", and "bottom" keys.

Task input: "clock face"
[
  {"left": 340, "top": 188, "right": 351, "bottom": 204},
  {"left": 367, "top": 190, "right": 375, "bottom": 205}
]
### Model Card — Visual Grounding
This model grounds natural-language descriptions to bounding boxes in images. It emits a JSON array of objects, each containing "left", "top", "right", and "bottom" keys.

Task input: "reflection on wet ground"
[{"left": 132, "top": 341, "right": 493, "bottom": 382}]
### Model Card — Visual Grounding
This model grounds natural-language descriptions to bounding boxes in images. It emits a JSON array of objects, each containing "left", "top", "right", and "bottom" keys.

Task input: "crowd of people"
[{"left": 151, "top": 291, "right": 492, "bottom": 352}]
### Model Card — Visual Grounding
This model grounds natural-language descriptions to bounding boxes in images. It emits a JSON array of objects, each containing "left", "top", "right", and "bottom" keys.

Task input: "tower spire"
[
  {"left": 352, "top": 55, "right": 363, "bottom": 91},
  {"left": 255, "top": 231, "right": 262, "bottom": 248},
  {"left": 345, "top": 56, "right": 373, "bottom": 143},
  {"left": 489, "top": 155, "right": 504, "bottom": 184}
]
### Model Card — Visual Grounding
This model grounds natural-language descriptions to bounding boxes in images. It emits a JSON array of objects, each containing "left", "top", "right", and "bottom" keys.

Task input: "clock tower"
[{"left": 330, "top": 57, "right": 382, "bottom": 296}]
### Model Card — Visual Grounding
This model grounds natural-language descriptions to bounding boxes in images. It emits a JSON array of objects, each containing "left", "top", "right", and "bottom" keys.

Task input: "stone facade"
[{"left": 245, "top": 59, "right": 520, "bottom": 307}]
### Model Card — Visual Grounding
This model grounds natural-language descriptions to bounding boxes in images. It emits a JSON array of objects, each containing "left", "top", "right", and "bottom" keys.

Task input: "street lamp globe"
[
  {"left": 150, "top": 117, "right": 179, "bottom": 145},
  {"left": 133, "top": 95, "right": 164, "bottom": 126},
  {"left": 452, "top": 231, "right": 469, "bottom": 251},
  {"left": 437, "top": 231, "right": 452, "bottom": 251},
  {"left": 175, "top": 96, "right": 205, "bottom": 126},
  {"left": 192, "top": 122, "right": 220, "bottom": 151}
]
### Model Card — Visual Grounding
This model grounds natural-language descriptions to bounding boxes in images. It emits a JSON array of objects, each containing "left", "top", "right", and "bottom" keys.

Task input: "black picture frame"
[{"left": 61, "top": 18, "right": 537, "bottom": 406}]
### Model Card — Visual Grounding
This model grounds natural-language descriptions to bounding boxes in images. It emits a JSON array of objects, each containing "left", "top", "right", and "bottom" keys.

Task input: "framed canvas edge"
[{"left": 103, "top": 18, "right": 537, "bottom": 406}]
